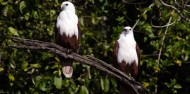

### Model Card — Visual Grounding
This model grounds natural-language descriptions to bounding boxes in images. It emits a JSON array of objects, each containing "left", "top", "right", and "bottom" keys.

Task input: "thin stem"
[{"left": 132, "top": 4, "right": 154, "bottom": 29}]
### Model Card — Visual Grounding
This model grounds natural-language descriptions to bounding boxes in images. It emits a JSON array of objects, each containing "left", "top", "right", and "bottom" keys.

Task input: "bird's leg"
[
  {"left": 66, "top": 49, "right": 73, "bottom": 54},
  {"left": 67, "top": 49, "right": 70, "bottom": 54}
]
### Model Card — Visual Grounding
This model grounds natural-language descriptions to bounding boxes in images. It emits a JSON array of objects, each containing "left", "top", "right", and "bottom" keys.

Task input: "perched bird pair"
[{"left": 55, "top": 1, "right": 140, "bottom": 83}]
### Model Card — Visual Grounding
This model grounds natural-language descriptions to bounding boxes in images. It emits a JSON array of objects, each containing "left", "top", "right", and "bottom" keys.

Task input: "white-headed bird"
[
  {"left": 113, "top": 26, "right": 140, "bottom": 94},
  {"left": 56, "top": 1, "right": 79, "bottom": 78}
]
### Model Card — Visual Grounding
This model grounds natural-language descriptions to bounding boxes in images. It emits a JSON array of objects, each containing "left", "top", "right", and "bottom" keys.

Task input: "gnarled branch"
[
  {"left": 9, "top": 37, "right": 149, "bottom": 94},
  {"left": 159, "top": 0, "right": 190, "bottom": 22}
]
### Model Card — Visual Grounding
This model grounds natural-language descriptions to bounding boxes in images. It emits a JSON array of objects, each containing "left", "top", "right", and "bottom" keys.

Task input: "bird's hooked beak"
[
  {"left": 122, "top": 30, "right": 127, "bottom": 36},
  {"left": 61, "top": 4, "right": 65, "bottom": 10},
  {"left": 61, "top": 3, "right": 68, "bottom": 10}
]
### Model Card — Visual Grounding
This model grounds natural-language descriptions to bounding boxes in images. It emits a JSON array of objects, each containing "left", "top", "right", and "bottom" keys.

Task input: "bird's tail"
[{"left": 61, "top": 59, "right": 73, "bottom": 78}]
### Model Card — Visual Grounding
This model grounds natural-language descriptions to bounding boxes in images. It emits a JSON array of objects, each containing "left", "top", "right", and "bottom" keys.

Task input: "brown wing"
[
  {"left": 70, "top": 21, "right": 80, "bottom": 52},
  {"left": 55, "top": 23, "right": 79, "bottom": 52},
  {"left": 113, "top": 41, "right": 119, "bottom": 68},
  {"left": 131, "top": 43, "right": 140, "bottom": 80},
  {"left": 136, "top": 44, "right": 140, "bottom": 66}
]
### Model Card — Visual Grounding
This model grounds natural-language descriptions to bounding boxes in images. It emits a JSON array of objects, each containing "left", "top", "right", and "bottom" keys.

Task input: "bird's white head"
[
  {"left": 122, "top": 26, "right": 133, "bottom": 36},
  {"left": 61, "top": 1, "right": 76, "bottom": 13}
]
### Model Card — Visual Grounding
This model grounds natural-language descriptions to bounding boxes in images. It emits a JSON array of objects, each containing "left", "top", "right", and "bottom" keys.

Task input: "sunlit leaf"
[
  {"left": 19, "top": 1, "right": 26, "bottom": 13},
  {"left": 30, "top": 63, "right": 41, "bottom": 68},
  {"left": 0, "top": 67, "right": 4, "bottom": 72},
  {"left": 1, "top": 0, "right": 10, "bottom": 5},
  {"left": 9, "top": 74, "right": 15, "bottom": 81},
  {"left": 153, "top": 66, "right": 160, "bottom": 73},
  {"left": 34, "top": 76, "right": 42, "bottom": 87},
  {"left": 143, "top": 82, "right": 150, "bottom": 88},
  {"left": 174, "top": 84, "right": 182, "bottom": 89},
  {"left": 101, "top": 78, "right": 110, "bottom": 92},
  {"left": 54, "top": 76, "right": 62, "bottom": 89},
  {"left": 22, "top": 61, "right": 28, "bottom": 71},
  {"left": 175, "top": 60, "right": 182, "bottom": 66},
  {"left": 40, "top": 81, "right": 47, "bottom": 91},
  {"left": 79, "top": 86, "right": 89, "bottom": 94},
  {"left": 8, "top": 27, "right": 19, "bottom": 36}
]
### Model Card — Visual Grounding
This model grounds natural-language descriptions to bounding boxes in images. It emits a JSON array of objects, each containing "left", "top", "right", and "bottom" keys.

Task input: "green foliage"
[
  {"left": 54, "top": 76, "right": 62, "bottom": 89},
  {"left": 1, "top": 0, "right": 190, "bottom": 94},
  {"left": 79, "top": 86, "right": 89, "bottom": 94}
]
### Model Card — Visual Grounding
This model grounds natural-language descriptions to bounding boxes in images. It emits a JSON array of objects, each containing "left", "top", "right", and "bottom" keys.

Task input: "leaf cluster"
[{"left": 0, "top": 0, "right": 190, "bottom": 94}]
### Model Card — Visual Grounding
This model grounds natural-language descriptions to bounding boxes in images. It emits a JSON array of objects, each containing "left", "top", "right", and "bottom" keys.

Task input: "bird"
[
  {"left": 55, "top": 1, "right": 79, "bottom": 78},
  {"left": 113, "top": 26, "right": 140, "bottom": 94}
]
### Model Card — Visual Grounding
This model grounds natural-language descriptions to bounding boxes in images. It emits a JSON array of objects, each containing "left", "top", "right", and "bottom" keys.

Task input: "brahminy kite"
[
  {"left": 56, "top": 1, "right": 79, "bottom": 78},
  {"left": 113, "top": 26, "right": 140, "bottom": 94},
  {"left": 113, "top": 26, "right": 140, "bottom": 79}
]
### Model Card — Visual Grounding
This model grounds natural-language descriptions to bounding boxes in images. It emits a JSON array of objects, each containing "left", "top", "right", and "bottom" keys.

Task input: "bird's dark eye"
[
  {"left": 65, "top": 3, "right": 68, "bottom": 6},
  {"left": 129, "top": 28, "right": 132, "bottom": 31},
  {"left": 123, "top": 29, "right": 127, "bottom": 31}
]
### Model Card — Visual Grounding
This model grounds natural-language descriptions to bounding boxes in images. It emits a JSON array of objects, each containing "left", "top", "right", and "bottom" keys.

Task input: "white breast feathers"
[
  {"left": 117, "top": 34, "right": 138, "bottom": 65},
  {"left": 56, "top": 11, "right": 78, "bottom": 39}
]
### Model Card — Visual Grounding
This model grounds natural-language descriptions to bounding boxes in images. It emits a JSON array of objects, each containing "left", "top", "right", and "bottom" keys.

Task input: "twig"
[
  {"left": 159, "top": 0, "right": 190, "bottom": 22},
  {"left": 157, "top": 16, "right": 173, "bottom": 65},
  {"left": 151, "top": 18, "right": 180, "bottom": 28},
  {"left": 156, "top": 15, "right": 173, "bottom": 94},
  {"left": 9, "top": 37, "right": 149, "bottom": 94},
  {"left": 141, "top": 54, "right": 159, "bottom": 57},
  {"left": 132, "top": 4, "right": 154, "bottom": 29}
]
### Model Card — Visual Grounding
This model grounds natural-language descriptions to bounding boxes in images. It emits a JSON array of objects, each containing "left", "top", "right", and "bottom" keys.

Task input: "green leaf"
[
  {"left": 8, "top": 27, "right": 19, "bottom": 36},
  {"left": 9, "top": 74, "right": 15, "bottom": 81},
  {"left": 100, "top": 78, "right": 104, "bottom": 90},
  {"left": 174, "top": 84, "right": 182, "bottom": 89},
  {"left": 101, "top": 78, "right": 110, "bottom": 92},
  {"left": 19, "top": 1, "right": 26, "bottom": 13},
  {"left": 22, "top": 61, "right": 28, "bottom": 71},
  {"left": 0, "top": 67, "right": 4, "bottom": 72},
  {"left": 111, "top": 78, "right": 117, "bottom": 87},
  {"left": 55, "top": 57, "right": 60, "bottom": 62},
  {"left": 79, "top": 86, "right": 89, "bottom": 94},
  {"left": 30, "top": 63, "right": 41, "bottom": 68},
  {"left": 34, "top": 76, "right": 42, "bottom": 87},
  {"left": 54, "top": 76, "right": 62, "bottom": 89},
  {"left": 1, "top": 0, "right": 10, "bottom": 5},
  {"left": 40, "top": 81, "right": 47, "bottom": 91},
  {"left": 41, "top": 52, "right": 53, "bottom": 60},
  {"left": 104, "top": 78, "right": 110, "bottom": 92}
]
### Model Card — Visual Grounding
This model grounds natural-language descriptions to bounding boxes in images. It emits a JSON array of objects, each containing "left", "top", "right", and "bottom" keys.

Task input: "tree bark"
[{"left": 9, "top": 37, "right": 149, "bottom": 94}]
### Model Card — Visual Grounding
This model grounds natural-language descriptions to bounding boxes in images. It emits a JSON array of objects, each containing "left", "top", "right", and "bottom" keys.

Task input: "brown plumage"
[
  {"left": 55, "top": 1, "right": 79, "bottom": 78},
  {"left": 113, "top": 26, "right": 140, "bottom": 94}
]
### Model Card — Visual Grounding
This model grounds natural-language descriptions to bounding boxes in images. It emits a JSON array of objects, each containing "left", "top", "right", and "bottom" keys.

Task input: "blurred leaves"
[
  {"left": 19, "top": 1, "right": 26, "bottom": 13},
  {"left": 8, "top": 74, "right": 15, "bottom": 81},
  {"left": 165, "top": 79, "right": 182, "bottom": 93},
  {"left": 79, "top": 86, "right": 89, "bottom": 94},
  {"left": 1, "top": 0, "right": 190, "bottom": 94},
  {"left": 100, "top": 77, "right": 110, "bottom": 92},
  {"left": 8, "top": 27, "right": 19, "bottom": 36}
]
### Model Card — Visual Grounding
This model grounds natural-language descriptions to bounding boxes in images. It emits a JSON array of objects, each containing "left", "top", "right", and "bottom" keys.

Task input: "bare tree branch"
[
  {"left": 159, "top": 0, "right": 190, "bottom": 22},
  {"left": 9, "top": 37, "right": 149, "bottom": 94},
  {"left": 151, "top": 17, "right": 180, "bottom": 28},
  {"left": 157, "top": 16, "right": 173, "bottom": 65},
  {"left": 155, "top": 16, "right": 173, "bottom": 94},
  {"left": 133, "top": 3, "right": 154, "bottom": 29}
]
